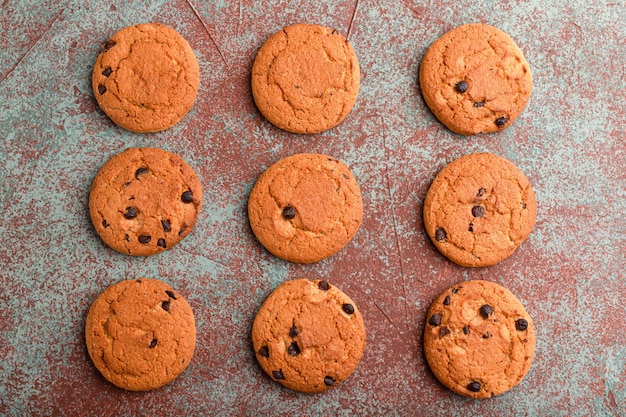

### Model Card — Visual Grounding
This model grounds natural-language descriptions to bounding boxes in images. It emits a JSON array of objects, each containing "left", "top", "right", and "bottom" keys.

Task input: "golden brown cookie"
[
  {"left": 85, "top": 278, "right": 196, "bottom": 391},
  {"left": 252, "top": 279, "right": 366, "bottom": 393},
  {"left": 423, "top": 280, "right": 535, "bottom": 398},
  {"left": 248, "top": 153, "right": 363, "bottom": 263},
  {"left": 423, "top": 152, "right": 536, "bottom": 267},
  {"left": 251, "top": 23, "right": 360, "bottom": 134},
  {"left": 419, "top": 23, "right": 532, "bottom": 135},
  {"left": 89, "top": 147, "right": 202, "bottom": 256},
  {"left": 92, "top": 23, "right": 199, "bottom": 132}
]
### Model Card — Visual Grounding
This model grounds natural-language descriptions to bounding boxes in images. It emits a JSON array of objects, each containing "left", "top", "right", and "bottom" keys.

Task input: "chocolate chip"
[
  {"left": 483, "top": 331, "right": 491, "bottom": 339},
  {"left": 258, "top": 346, "right": 269, "bottom": 358},
  {"left": 474, "top": 101, "right": 485, "bottom": 107},
  {"left": 318, "top": 280, "right": 330, "bottom": 291},
  {"left": 161, "top": 219, "right": 171, "bottom": 232},
  {"left": 124, "top": 207, "right": 138, "bottom": 219},
  {"left": 515, "top": 318, "right": 529, "bottom": 331},
  {"left": 342, "top": 304, "right": 355, "bottom": 314},
  {"left": 468, "top": 223, "right": 474, "bottom": 232},
  {"left": 287, "top": 341, "right": 300, "bottom": 356},
  {"left": 97, "top": 84, "right": 106, "bottom": 95},
  {"left": 435, "top": 228, "right": 446, "bottom": 242},
  {"left": 289, "top": 325, "right": 301, "bottom": 338},
  {"left": 324, "top": 376, "right": 336, "bottom": 386},
  {"left": 138, "top": 235, "right": 151, "bottom": 244},
  {"left": 135, "top": 167, "right": 148, "bottom": 179},
  {"left": 463, "top": 325, "right": 470, "bottom": 335},
  {"left": 479, "top": 305, "right": 494, "bottom": 319},
  {"left": 282, "top": 206, "right": 296, "bottom": 219},
  {"left": 439, "top": 326, "right": 451, "bottom": 337},
  {"left": 102, "top": 67, "right": 112, "bottom": 77},
  {"left": 149, "top": 338, "right": 157, "bottom": 348},
  {"left": 272, "top": 370, "right": 285, "bottom": 380},
  {"left": 162, "top": 300, "right": 171, "bottom": 312},
  {"left": 451, "top": 288, "right": 459, "bottom": 294},
  {"left": 477, "top": 188, "right": 486, "bottom": 197},
  {"left": 181, "top": 190, "right": 194, "bottom": 203},
  {"left": 443, "top": 295, "right": 451, "bottom": 306},
  {"left": 125, "top": 234, "right": 130, "bottom": 241},
  {"left": 102, "top": 219, "right": 110, "bottom": 228},
  {"left": 467, "top": 381, "right": 481, "bottom": 392},
  {"left": 428, "top": 314, "right": 441, "bottom": 326},
  {"left": 472, "top": 206, "right": 485, "bottom": 218},
  {"left": 157, "top": 238, "right": 166, "bottom": 248},
  {"left": 495, "top": 116, "right": 509, "bottom": 127},
  {"left": 455, "top": 80, "right": 468, "bottom": 93},
  {"left": 165, "top": 290, "right": 177, "bottom": 299},
  {"left": 102, "top": 40, "right": 116, "bottom": 51},
  {"left": 521, "top": 202, "right": 527, "bottom": 209}
]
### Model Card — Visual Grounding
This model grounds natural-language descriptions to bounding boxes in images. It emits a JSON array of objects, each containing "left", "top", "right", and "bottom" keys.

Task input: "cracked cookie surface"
[
  {"left": 251, "top": 23, "right": 360, "bottom": 134},
  {"left": 89, "top": 147, "right": 202, "bottom": 256},
  {"left": 248, "top": 153, "right": 363, "bottom": 263},
  {"left": 423, "top": 152, "right": 536, "bottom": 267},
  {"left": 252, "top": 279, "right": 366, "bottom": 393},
  {"left": 423, "top": 280, "right": 535, "bottom": 399},
  {"left": 92, "top": 22, "right": 199, "bottom": 132},
  {"left": 85, "top": 278, "right": 196, "bottom": 391},
  {"left": 419, "top": 23, "right": 532, "bottom": 135}
]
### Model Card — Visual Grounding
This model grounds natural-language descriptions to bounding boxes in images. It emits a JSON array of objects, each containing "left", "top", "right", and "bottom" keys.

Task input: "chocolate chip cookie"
[
  {"left": 252, "top": 279, "right": 366, "bottom": 393},
  {"left": 89, "top": 147, "right": 202, "bottom": 256},
  {"left": 423, "top": 280, "right": 535, "bottom": 398},
  {"left": 423, "top": 152, "right": 536, "bottom": 267},
  {"left": 85, "top": 278, "right": 196, "bottom": 391}
]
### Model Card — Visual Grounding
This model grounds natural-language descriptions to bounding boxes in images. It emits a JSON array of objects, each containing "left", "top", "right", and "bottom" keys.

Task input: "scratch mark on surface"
[
  {"left": 178, "top": 247, "right": 230, "bottom": 269},
  {"left": 0, "top": 8, "right": 64, "bottom": 85},
  {"left": 237, "top": 0, "right": 243, "bottom": 38},
  {"left": 185, "top": 0, "right": 229, "bottom": 68},
  {"left": 347, "top": 0, "right": 360, "bottom": 40}
]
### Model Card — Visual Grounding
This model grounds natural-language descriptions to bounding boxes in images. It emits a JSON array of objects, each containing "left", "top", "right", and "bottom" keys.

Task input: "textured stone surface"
[{"left": 0, "top": 0, "right": 624, "bottom": 415}]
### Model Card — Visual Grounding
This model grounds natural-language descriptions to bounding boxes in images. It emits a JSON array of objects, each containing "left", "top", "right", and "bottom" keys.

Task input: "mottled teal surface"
[{"left": 1, "top": 0, "right": 624, "bottom": 416}]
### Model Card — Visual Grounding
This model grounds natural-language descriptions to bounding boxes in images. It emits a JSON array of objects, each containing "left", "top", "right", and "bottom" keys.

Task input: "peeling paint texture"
[{"left": 0, "top": 0, "right": 624, "bottom": 416}]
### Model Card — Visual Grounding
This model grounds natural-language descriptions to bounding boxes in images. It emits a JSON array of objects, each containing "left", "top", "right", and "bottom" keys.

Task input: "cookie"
[
  {"left": 423, "top": 152, "right": 536, "bottom": 267},
  {"left": 423, "top": 280, "right": 535, "bottom": 398},
  {"left": 252, "top": 279, "right": 366, "bottom": 393},
  {"left": 85, "top": 278, "right": 196, "bottom": 391},
  {"left": 92, "top": 22, "right": 199, "bottom": 132},
  {"left": 419, "top": 23, "right": 532, "bottom": 135},
  {"left": 251, "top": 23, "right": 360, "bottom": 134},
  {"left": 89, "top": 147, "right": 203, "bottom": 256},
  {"left": 248, "top": 153, "right": 363, "bottom": 263}
]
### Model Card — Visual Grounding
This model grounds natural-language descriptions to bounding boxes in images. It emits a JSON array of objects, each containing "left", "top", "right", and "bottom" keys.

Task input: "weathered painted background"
[{"left": 1, "top": 0, "right": 624, "bottom": 415}]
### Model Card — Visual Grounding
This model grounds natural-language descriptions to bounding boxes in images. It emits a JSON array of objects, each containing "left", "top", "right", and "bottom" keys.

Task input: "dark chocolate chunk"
[
  {"left": 318, "top": 280, "right": 330, "bottom": 291},
  {"left": 435, "top": 228, "right": 447, "bottom": 242},
  {"left": 102, "top": 40, "right": 116, "bottom": 51},
  {"left": 479, "top": 304, "right": 494, "bottom": 319},
  {"left": 97, "top": 84, "right": 106, "bottom": 95},
  {"left": 138, "top": 235, "right": 151, "bottom": 244},
  {"left": 149, "top": 338, "right": 157, "bottom": 348},
  {"left": 467, "top": 381, "right": 481, "bottom": 392},
  {"left": 324, "top": 376, "right": 336, "bottom": 386},
  {"left": 135, "top": 167, "right": 148, "bottom": 179},
  {"left": 515, "top": 318, "right": 529, "bottom": 331},
  {"left": 342, "top": 304, "right": 355, "bottom": 314},
  {"left": 102, "top": 219, "right": 110, "bottom": 228},
  {"left": 495, "top": 116, "right": 510, "bottom": 127},
  {"left": 181, "top": 190, "right": 194, "bottom": 203},
  {"left": 282, "top": 206, "right": 296, "bottom": 219},
  {"left": 102, "top": 67, "right": 112, "bottom": 77},
  {"left": 472, "top": 205, "right": 485, "bottom": 218},
  {"left": 289, "top": 325, "right": 301, "bottom": 338},
  {"left": 157, "top": 238, "right": 166, "bottom": 248},
  {"left": 443, "top": 295, "right": 451, "bottom": 306},
  {"left": 124, "top": 206, "right": 138, "bottom": 219},
  {"left": 162, "top": 300, "right": 171, "bottom": 312},
  {"left": 474, "top": 101, "right": 485, "bottom": 107},
  {"left": 483, "top": 331, "right": 491, "bottom": 339},
  {"left": 165, "top": 290, "right": 177, "bottom": 299},
  {"left": 428, "top": 313, "right": 442, "bottom": 327},
  {"left": 287, "top": 341, "right": 300, "bottom": 356},
  {"left": 258, "top": 346, "right": 269, "bottom": 358},
  {"left": 161, "top": 219, "right": 171, "bottom": 232},
  {"left": 455, "top": 80, "right": 468, "bottom": 93},
  {"left": 272, "top": 370, "right": 285, "bottom": 380},
  {"left": 463, "top": 325, "right": 470, "bottom": 335},
  {"left": 439, "top": 326, "right": 451, "bottom": 337}
]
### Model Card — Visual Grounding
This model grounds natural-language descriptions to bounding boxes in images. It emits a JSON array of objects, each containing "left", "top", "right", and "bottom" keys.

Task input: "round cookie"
[
  {"left": 248, "top": 153, "right": 363, "bottom": 263},
  {"left": 85, "top": 278, "right": 196, "bottom": 391},
  {"left": 423, "top": 152, "right": 536, "bottom": 267},
  {"left": 251, "top": 23, "right": 360, "bottom": 134},
  {"left": 252, "top": 279, "right": 366, "bottom": 393},
  {"left": 89, "top": 147, "right": 203, "bottom": 256},
  {"left": 423, "top": 280, "right": 535, "bottom": 398},
  {"left": 419, "top": 23, "right": 532, "bottom": 135},
  {"left": 92, "top": 22, "right": 199, "bottom": 132}
]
